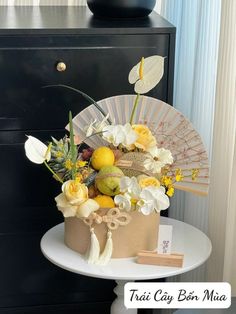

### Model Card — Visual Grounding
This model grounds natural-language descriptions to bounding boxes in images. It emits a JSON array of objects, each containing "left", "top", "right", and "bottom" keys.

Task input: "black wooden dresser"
[{"left": 0, "top": 6, "right": 175, "bottom": 314}]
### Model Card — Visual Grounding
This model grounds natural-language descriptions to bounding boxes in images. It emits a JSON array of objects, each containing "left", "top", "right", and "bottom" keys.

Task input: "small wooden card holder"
[{"left": 137, "top": 250, "right": 184, "bottom": 268}]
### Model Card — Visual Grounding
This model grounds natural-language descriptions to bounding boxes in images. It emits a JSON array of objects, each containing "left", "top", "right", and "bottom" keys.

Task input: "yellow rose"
[
  {"left": 62, "top": 180, "right": 88, "bottom": 206},
  {"left": 138, "top": 175, "right": 160, "bottom": 188},
  {"left": 132, "top": 124, "right": 156, "bottom": 152}
]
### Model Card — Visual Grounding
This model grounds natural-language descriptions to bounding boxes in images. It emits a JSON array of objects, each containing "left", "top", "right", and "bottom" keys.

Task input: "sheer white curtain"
[
  {"left": 157, "top": 0, "right": 221, "bottom": 282},
  {"left": 207, "top": 0, "right": 236, "bottom": 295},
  {"left": 158, "top": 0, "right": 236, "bottom": 293}
]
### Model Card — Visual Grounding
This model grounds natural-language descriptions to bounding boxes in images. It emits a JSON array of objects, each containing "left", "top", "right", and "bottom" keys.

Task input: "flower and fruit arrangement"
[{"left": 25, "top": 56, "right": 200, "bottom": 264}]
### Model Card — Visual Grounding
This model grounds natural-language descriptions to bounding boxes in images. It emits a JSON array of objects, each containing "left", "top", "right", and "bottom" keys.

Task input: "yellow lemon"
[
  {"left": 91, "top": 146, "right": 115, "bottom": 170},
  {"left": 93, "top": 195, "right": 115, "bottom": 208}
]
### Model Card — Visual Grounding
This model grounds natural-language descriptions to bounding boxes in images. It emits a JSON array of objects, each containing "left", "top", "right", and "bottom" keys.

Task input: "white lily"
[
  {"left": 85, "top": 114, "right": 110, "bottom": 137},
  {"left": 144, "top": 147, "right": 173, "bottom": 174},
  {"left": 128, "top": 55, "right": 165, "bottom": 94},
  {"left": 102, "top": 123, "right": 138, "bottom": 148},
  {"left": 137, "top": 186, "right": 169, "bottom": 215},
  {"left": 24, "top": 135, "right": 51, "bottom": 164}
]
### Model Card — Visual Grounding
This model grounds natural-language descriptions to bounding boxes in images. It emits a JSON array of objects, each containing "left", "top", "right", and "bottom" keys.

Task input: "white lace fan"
[{"left": 69, "top": 95, "right": 210, "bottom": 196}]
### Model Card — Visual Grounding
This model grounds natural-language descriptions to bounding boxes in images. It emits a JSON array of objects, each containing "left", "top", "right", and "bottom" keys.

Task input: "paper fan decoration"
[{"left": 68, "top": 95, "right": 209, "bottom": 196}]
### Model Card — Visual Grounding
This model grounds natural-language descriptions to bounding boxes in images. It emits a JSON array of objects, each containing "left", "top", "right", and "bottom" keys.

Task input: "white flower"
[
  {"left": 55, "top": 194, "right": 99, "bottom": 218},
  {"left": 55, "top": 193, "right": 77, "bottom": 217},
  {"left": 137, "top": 186, "right": 169, "bottom": 215},
  {"left": 102, "top": 123, "right": 138, "bottom": 148},
  {"left": 120, "top": 176, "right": 141, "bottom": 198},
  {"left": 24, "top": 135, "right": 51, "bottom": 164},
  {"left": 114, "top": 194, "right": 131, "bottom": 211},
  {"left": 144, "top": 148, "right": 173, "bottom": 174},
  {"left": 85, "top": 114, "right": 110, "bottom": 137},
  {"left": 76, "top": 199, "right": 99, "bottom": 218},
  {"left": 128, "top": 55, "right": 165, "bottom": 94}
]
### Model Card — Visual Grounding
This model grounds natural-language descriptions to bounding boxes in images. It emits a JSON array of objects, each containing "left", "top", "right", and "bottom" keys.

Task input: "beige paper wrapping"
[{"left": 64, "top": 210, "right": 160, "bottom": 258}]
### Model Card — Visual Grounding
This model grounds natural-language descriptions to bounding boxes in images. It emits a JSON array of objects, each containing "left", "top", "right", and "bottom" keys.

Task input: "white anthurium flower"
[
  {"left": 137, "top": 186, "right": 169, "bottom": 215},
  {"left": 144, "top": 147, "right": 174, "bottom": 174},
  {"left": 85, "top": 114, "right": 110, "bottom": 137},
  {"left": 120, "top": 176, "right": 141, "bottom": 198},
  {"left": 102, "top": 123, "right": 138, "bottom": 147},
  {"left": 24, "top": 135, "right": 51, "bottom": 164},
  {"left": 128, "top": 55, "right": 165, "bottom": 94},
  {"left": 114, "top": 193, "right": 132, "bottom": 211}
]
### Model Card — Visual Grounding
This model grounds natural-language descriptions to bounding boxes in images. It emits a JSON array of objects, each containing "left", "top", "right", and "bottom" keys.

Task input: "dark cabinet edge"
[
  {"left": 0, "top": 27, "right": 176, "bottom": 36},
  {"left": 0, "top": 6, "right": 176, "bottom": 36}
]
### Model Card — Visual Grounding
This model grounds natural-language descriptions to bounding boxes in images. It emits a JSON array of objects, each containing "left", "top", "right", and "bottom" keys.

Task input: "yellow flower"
[
  {"left": 175, "top": 168, "right": 184, "bottom": 182},
  {"left": 65, "top": 159, "right": 73, "bottom": 170},
  {"left": 161, "top": 176, "right": 173, "bottom": 187},
  {"left": 132, "top": 124, "right": 156, "bottom": 152},
  {"left": 56, "top": 151, "right": 63, "bottom": 158},
  {"left": 138, "top": 175, "right": 160, "bottom": 188},
  {"left": 75, "top": 173, "right": 83, "bottom": 183},
  {"left": 166, "top": 186, "right": 175, "bottom": 197},
  {"left": 62, "top": 180, "right": 88, "bottom": 206},
  {"left": 76, "top": 160, "right": 88, "bottom": 168},
  {"left": 192, "top": 168, "right": 199, "bottom": 181}
]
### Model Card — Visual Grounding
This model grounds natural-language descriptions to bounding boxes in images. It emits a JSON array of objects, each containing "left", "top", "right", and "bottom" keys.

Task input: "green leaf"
[
  {"left": 42, "top": 84, "right": 111, "bottom": 124},
  {"left": 69, "top": 111, "right": 77, "bottom": 180}
]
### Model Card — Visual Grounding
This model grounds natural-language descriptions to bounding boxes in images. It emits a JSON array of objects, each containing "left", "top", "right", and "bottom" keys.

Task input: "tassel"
[
  {"left": 98, "top": 230, "right": 113, "bottom": 265},
  {"left": 87, "top": 228, "right": 100, "bottom": 264}
]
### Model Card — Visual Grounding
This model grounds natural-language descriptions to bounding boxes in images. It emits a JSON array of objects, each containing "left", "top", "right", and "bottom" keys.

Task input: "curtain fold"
[
  {"left": 207, "top": 0, "right": 236, "bottom": 295},
  {"left": 160, "top": 0, "right": 221, "bottom": 282}
]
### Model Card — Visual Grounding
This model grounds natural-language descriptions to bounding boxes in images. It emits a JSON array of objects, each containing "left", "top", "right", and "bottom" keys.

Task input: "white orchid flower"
[
  {"left": 128, "top": 55, "right": 165, "bottom": 94},
  {"left": 102, "top": 123, "right": 138, "bottom": 148},
  {"left": 144, "top": 147, "right": 173, "bottom": 174},
  {"left": 137, "top": 186, "right": 169, "bottom": 215},
  {"left": 24, "top": 135, "right": 51, "bottom": 164},
  {"left": 120, "top": 176, "right": 141, "bottom": 198},
  {"left": 114, "top": 194, "right": 132, "bottom": 211},
  {"left": 85, "top": 114, "right": 110, "bottom": 137}
]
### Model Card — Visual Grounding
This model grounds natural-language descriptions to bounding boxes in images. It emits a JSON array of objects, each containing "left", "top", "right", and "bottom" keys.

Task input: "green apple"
[{"left": 95, "top": 166, "right": 124, "bottom": 196}]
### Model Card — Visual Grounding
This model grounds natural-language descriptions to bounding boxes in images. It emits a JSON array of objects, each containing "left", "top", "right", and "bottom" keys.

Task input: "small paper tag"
[{"left": 157, "top": 225, "right": 173, "bottom": 254}]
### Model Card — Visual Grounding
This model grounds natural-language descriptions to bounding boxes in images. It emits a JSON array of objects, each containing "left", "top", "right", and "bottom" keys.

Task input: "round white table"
[{"left": 41, "top": 217, "right": 212, "bottom": 314}]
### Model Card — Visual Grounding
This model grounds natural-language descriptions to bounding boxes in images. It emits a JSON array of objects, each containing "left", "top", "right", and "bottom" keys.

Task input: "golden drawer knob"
[{"left": 56, "top": 61, "right": 67, "bottom": 72}]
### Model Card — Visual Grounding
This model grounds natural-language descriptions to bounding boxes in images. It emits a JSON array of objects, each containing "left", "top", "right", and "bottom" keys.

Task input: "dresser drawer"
[{"left": 0, "top": 34, "right": 170, "bottom": 131}]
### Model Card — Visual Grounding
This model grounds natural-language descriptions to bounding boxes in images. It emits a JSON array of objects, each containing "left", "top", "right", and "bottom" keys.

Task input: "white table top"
[{"left": 40, "top": 217, "right": 212, "bottom": 281}]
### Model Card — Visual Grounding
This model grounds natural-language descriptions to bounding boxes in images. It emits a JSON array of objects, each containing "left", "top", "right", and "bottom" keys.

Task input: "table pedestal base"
[{"left": 111, "top": 280, "right": 137, "bottom": 314}]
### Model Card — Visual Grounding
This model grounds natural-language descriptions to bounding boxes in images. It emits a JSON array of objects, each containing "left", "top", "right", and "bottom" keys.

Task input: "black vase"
[{"left": 87, "top": 0, "right": 157, "bottom": 18}]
